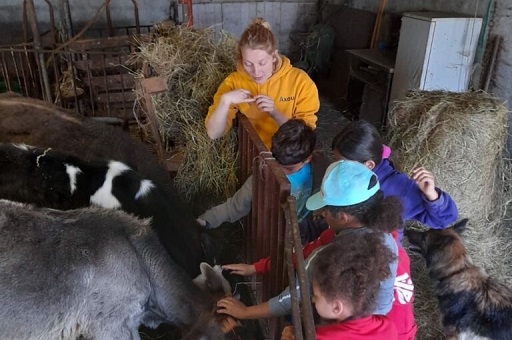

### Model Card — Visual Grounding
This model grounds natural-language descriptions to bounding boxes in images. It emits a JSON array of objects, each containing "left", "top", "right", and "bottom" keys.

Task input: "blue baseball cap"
[{"left": 306, "top": 160, "right": 380, "bottom": 211}]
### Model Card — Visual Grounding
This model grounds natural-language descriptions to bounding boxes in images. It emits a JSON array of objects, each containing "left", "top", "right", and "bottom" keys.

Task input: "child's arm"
[
  {"left": 222, "top": 263, "right": 256, "bottom": 276},
  {"left": 217, "top": 297, "right": 271, "bottom": 319},
  {"left": 197, "top": 175, "right": 253, "bottom": 229},
  {"left": 411, "top": 167, "right": 439, "bottom": 201},
  {"left": 406, "top": 167, "right": 458, "bottom": 228},
  {"left": 230, "top": 229, "right": 335, "bottom": 277}
]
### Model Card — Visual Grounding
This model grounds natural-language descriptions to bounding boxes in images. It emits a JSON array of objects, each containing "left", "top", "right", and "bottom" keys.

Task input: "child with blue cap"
[
  {"left": 217, "top": 160, "right": 402, "bottom": 326},
  {"left": 332, "top": 119, "right": 458, "bottom": 339}
]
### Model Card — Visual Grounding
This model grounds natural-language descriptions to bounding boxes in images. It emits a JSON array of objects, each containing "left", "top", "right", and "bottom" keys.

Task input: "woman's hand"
[
  {"left": 254, "top": 94, "right": 288, "bottom": 125},
  {"left": 222, "top": 263, "right": 256, "bottom": 276},
  {"left": 217, "top": 297, "right": 249, "bottom": 319},
  {"left": 411, "top": 167, "right": 439, "bottom": 201},
  {"left": 206, "top": 88, "right": 254, "bottom": 139},
  {"left": 221, "top": 89, "right": 255, "bottom": 106},
  {"left": 253, "top": 94, "right": 276, "bottom": 113}
]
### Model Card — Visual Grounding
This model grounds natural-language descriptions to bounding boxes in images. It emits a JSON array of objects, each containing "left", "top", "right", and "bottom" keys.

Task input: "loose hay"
[
  {"left": 387, "top": 90, "right": 512, "bottom": 340},
  {"left": 130, "top": 23, "right": 238, "bottom": 200}
]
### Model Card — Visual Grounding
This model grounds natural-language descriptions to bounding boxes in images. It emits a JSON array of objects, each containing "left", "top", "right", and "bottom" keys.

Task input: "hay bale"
[
  {"left": 130, "top": 23, "right": 238, "bottom": 200},
  {"left": 388, "top": 90, "right": 507, "bottom": 222},
  {"left": 387, "top": 89, "right": 511, "bottom": 340}
]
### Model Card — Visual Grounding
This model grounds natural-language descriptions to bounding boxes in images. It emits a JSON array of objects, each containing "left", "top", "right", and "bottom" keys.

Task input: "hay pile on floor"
[
  {"left": 130, "top": 23, "right": 238, "bottom": 200},
  {"left": 387, "top": 90, "right": 511, "bottom": 340}
]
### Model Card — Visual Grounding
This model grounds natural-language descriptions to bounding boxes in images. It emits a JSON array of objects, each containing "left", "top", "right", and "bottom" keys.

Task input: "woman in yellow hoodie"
[{"left": 205, "top": 18, "right": 319, "bottom": 148}]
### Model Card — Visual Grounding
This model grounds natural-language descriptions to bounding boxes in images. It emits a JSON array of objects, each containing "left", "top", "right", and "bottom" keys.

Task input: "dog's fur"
[{"left": 406, "top": 219, "right": 512, "bottom": 340}]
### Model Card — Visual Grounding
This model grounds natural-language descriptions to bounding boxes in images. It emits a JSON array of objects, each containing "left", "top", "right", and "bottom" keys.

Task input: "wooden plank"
[
  {"left": 255, "top": 2, "right": 265, "bottom": 18},
  {"left": 66, "top": 34, "right": 151, "bottom": 51},
  {"left": 94, "top": 91, "right": 136, "bottom": 103},
  {"left": 88, "top": 74, "right": 135, "bottom": 91},
  {"left": 222, "top": 3, "right": 246, "bottom": 38},
  {"left": 265, "top": 2, "right": 282, "bottom": 49},
  {"left": 73, "top": 55, "right": 130, "bottom": 71},
  {"left": 194, "top": 0, "right": 314, "bottom": 4},
  {"left": 193, "top": 4, "right": 207, "bottom": 29},
  {"left": 279, "top": 3, "right": 301, "bottom": 53},
  {"left": 192, "top": 3, "right": 223, "bottom": 29}
]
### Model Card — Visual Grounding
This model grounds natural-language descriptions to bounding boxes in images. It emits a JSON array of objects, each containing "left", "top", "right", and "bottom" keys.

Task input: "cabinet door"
[
  {"left": 423, "top": 18, "right": 482, "bottom": 91},
  {"left": 389, "top": 17, "right": 431, "bottom": 103}
]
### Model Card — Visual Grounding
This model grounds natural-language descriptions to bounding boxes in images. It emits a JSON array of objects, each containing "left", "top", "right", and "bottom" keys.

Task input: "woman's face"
[{"left": 241, "top": 47, "right": 276, "bottom": 84}]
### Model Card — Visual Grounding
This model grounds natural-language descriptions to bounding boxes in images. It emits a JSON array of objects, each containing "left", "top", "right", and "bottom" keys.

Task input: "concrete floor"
[{"left": 315, "top": 95, "right": 351, "bottom": 160}]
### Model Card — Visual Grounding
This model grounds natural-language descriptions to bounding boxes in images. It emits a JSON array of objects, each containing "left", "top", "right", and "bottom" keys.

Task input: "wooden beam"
[{"left": 370, "top": 0, "right": 388, "bottom": 49}]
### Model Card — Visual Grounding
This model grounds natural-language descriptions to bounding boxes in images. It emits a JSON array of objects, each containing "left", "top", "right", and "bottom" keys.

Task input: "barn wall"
[
  {"left": 192, "top": 0, "right": 317, "bottom": 56},
  {"left": 0, "top": 0, "right": 316, "bottom": 57}
]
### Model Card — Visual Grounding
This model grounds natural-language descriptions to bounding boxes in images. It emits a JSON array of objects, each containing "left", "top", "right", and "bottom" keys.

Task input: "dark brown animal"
[{"left": 406, "top": 219, "right": 512, "bottom": 340}]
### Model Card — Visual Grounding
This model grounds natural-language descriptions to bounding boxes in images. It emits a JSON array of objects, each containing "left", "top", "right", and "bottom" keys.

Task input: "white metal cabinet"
[{"left": 389, "top": 12, "right": 482, "bottom": 104}]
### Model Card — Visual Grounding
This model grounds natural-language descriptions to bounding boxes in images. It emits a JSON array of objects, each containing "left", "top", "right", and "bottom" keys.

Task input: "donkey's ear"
[
  {"left": 452, "top": 218, "right": 469, "bottom": 235},
  {"left": 192, "top": 262, "right": 215, "bottom": 290}
]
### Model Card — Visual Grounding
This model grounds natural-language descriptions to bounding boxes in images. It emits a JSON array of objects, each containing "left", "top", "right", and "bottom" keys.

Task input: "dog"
[{"left": 405, "top": 219, "right": 512, "bottom": 340}]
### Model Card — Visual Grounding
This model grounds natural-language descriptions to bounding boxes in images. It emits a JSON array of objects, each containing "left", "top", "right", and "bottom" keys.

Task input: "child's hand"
[
  {"left": 222, "top": 263, "right": 256, "bottom": 276},
  {"left": 217, "top": 296, "right": 248, "bottom": 319},
  {"left": 411, "top": 167, "right": 439, "bottom": 201},
  {"left": 220, "top": 316, "right": 241, "bottom": 334},
  {"left": 281, "top": 325, "right": 295, "bottom": 340}
]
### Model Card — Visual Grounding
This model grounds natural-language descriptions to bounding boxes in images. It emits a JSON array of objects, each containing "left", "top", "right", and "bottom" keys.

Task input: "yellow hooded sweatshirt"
[{"left": 205, "top": 55, "right": 319, "bottom": 148}]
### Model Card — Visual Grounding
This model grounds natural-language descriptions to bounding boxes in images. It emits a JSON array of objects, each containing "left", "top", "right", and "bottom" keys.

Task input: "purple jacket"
[{"left": 374, "top": 159, "right": 458, "bottom": 242}]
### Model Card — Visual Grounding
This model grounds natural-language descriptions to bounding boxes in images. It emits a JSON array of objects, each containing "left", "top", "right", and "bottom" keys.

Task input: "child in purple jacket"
[{"left": 331, "top": 119, "right": 458, "bottom": 243}]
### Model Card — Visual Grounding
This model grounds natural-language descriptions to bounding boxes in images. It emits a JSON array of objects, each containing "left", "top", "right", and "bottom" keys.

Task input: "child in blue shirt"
[{"left": 197, "top": 119, "right": 329, "bottom": 243}]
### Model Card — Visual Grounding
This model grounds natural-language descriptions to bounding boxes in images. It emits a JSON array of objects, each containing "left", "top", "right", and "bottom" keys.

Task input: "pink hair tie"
[{"left": 382, "top": 145, "right": 391, "bottom": 159}]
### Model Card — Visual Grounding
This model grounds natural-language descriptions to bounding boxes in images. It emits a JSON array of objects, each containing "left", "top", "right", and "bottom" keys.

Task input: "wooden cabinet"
[
  {"left": 346, "top": 48, "right": 395, "bottom": 130},
  {"left": 389, "top": 12, "right": 482, "bottom": 105}
]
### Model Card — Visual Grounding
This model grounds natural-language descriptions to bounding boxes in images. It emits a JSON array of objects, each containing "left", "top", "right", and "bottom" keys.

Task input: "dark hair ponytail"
[{"left": 332, "top": 120, "right": 383, "bottom": 166}]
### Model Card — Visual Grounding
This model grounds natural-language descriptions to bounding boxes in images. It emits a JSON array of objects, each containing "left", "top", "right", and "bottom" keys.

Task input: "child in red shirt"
[{"left": 281, "top": 230, "right": 398, "bottom": 340}]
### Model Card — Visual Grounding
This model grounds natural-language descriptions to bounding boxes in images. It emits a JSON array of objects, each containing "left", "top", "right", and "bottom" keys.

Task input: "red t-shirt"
[
  {"left": 387, "top": 231, "right": 417, "bottom": 340},
  {"left": 315, "top": 315, "right": 398, "bottom": 340},
  {"left": 253, "top": 228, "right": 335, "bottom": 274}
]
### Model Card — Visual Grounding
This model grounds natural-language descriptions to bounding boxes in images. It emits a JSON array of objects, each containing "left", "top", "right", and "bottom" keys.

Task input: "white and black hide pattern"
[{"left": 0, "top": 143, "right": 205, "bottom": 278}]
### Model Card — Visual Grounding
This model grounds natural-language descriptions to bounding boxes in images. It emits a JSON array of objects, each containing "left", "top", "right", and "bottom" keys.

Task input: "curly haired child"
[{"left": 282, "top": 231, "right": 399, "bottom": 339}]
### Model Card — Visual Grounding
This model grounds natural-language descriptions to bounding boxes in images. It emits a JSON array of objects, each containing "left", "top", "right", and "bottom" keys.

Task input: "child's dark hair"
[
  {"left": 271, "top": 119, "right": 316, "bottom": 165},
  {"left": 332, "top": 120, "right": 383, "bottom": 166},
  {"left": 311, "top": 232, "right": 396, "bottom": 318},
  {"left": 325, "top": 181, "right": 403, "bottom": 233}
]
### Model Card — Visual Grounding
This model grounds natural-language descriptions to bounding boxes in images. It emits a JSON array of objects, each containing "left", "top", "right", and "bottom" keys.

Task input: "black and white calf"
[
  {"left": 0, "top": 143, "right": 205, "bottom": 278},
  {"left": 0, "top": 199, "right": 228, "bottom": 340}
]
